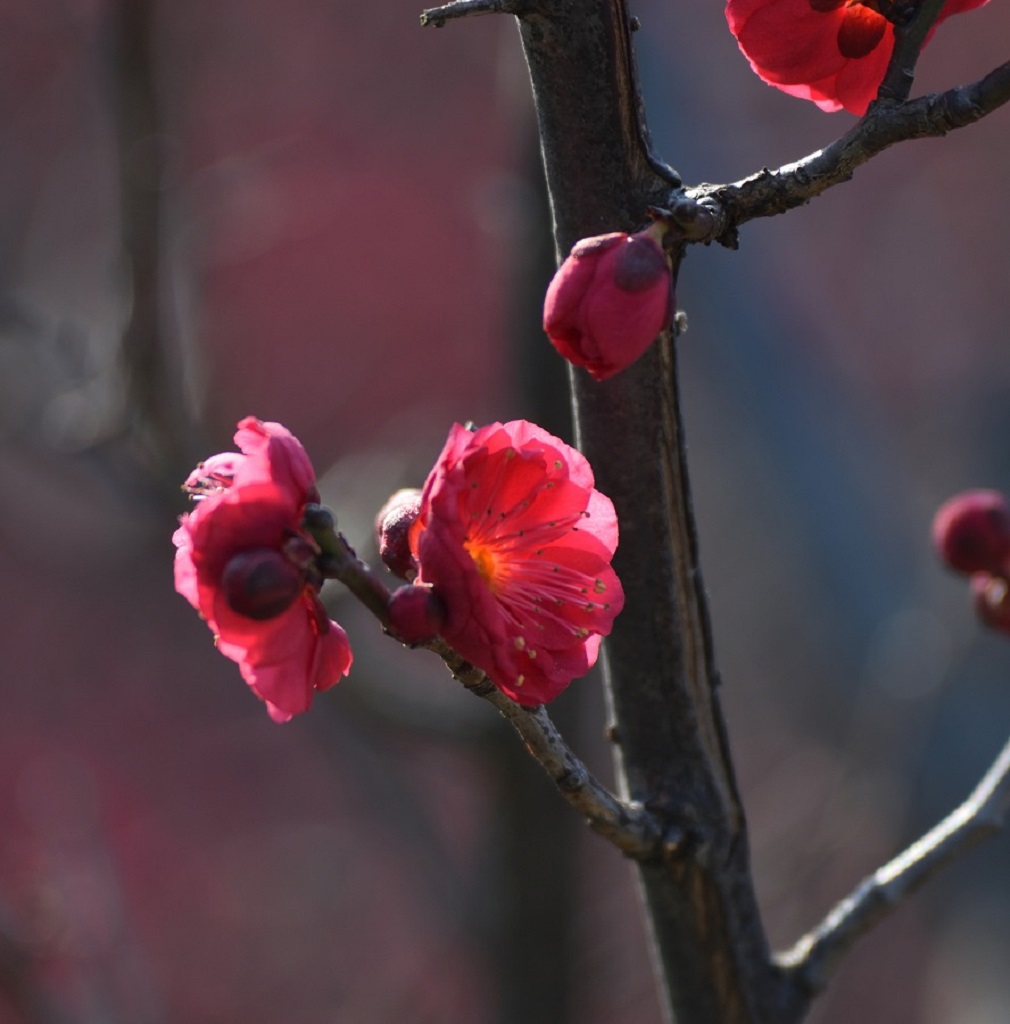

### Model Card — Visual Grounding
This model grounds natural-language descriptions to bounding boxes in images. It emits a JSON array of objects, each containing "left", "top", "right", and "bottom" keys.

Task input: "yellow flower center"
[{"left": 465, "top": 539, "right": 501, "bottom": 590}]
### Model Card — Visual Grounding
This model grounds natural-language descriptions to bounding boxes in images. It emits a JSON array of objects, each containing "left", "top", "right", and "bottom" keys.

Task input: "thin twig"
[
  {"left": 683, "top": 59, "right": 1010, "bottom": 247},
  {"left": 430, "top": 638, "right": 667, "bottom": 857},
  {"left": 778, "top": 732, "right": 1010, "bottom": 996},
  {"left": 306, "top": 508, "right": 663, "bottom": 858},
  {"left": 420, "top": 0, "right": 522, "bottom": 28}
]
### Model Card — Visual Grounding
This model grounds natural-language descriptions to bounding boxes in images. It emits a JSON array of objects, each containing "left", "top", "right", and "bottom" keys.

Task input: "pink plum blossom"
[
  {"left": 408, "top": 420, "right": 624, "bottom": 706},
  {"left": 173, "top": 417, "right": 352, "bottom": 722}
]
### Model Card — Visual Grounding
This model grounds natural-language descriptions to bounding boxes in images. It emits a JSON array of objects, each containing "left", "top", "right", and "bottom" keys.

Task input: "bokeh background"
[{"left": 1, "top": 1, "right": 1008, "bottom": 1022}]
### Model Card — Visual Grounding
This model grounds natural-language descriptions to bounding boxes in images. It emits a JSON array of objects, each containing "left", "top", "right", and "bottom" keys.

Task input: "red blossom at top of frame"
[
  {"left": 173, "top": 417, "right": 352, "bottom": 722},
  {"left": 725, "top": 0, "right": 990, "bottom": 115},
  {"left": 409, "top": 420, "right": 624, "bottom": 706}
]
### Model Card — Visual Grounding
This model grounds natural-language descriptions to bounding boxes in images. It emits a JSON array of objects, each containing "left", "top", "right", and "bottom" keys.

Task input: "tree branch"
[
  {"left": 877, "top": 0, "right": 946, "bottom": 103},
  {"left": 779, "top": 731, "right": 1010, "bottom": 996},
  {"left": 420, "top": 0, "right": 523, "bottom": 28},
  {"left": 110, "top": 0, "right": 193, "bottom": 484},
  {"left": 683, "top": 60, "right": 1010, "bottom": 247},
  {"left": 431, "top": 638, "right": 667, "bottom": 857},
  {"left": 305, "top": 509, "right": 663, "bottom": 859},
  {"left": 511, "top": 1, "right": 798, "bottom": 1021}
]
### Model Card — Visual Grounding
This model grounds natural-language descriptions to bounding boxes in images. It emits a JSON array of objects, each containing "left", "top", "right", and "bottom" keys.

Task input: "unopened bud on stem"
[
  {"left": 375, "top": 488, "right": 423, "bottom": 579},
  {"left": 387, "top": 584, "right": 446, "bottom": 645}
]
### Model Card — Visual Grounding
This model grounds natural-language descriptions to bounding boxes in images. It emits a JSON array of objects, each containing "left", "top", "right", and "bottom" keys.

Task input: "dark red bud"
[
  {"left": 375, "top": 488, "right": 423, "bottom": 580},
  {"left": 387, "top": 584, "right": 446, "bottom": 645},
  {"left": 836, "top": 5, "right": 887, "bottom": 60},
  {"left": 932, "top": 490, "right": 1010, "bottom": 575},
  {"left": 611, "top": 230, "right": 668, "bottom": 293},
  {"left": 971, "top": 573, "right": 1010, "bottom": 635},
  {"left": 222, "top": 548, "right": 304, "bottom": 620}
]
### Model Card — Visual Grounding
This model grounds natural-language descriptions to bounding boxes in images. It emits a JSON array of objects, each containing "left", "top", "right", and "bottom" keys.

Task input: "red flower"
[
  {"left": 173, "top": 417, "right": 352, "bottom": 722},
  {"left": 409, "top": 421, "right": 624, "bottom": 706},
  {"left": 543, "top": 224, "right": 672, "bottom": 382},
  {"left": 932, "top": 489, "right": 1010, "bottom": 575},
  {"left": 726, "top": 0, "right": 990, "bottom": 115}
]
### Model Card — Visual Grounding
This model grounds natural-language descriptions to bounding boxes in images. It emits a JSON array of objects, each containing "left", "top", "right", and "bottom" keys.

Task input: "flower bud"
[
  {"left": 972, "top": 573, "right": 1010, "bottom": 635},
  {"left": 387, "top": 584, "right": 446, "bottom": 645},
  {"left": 221, "top": 548, "right": 304, "bottom": 620},
  {"left": 932, "top": 490, "right": 1010, "bottom": 575},
  {"left": 543, "top": 223, "right": 672, "bottom": 382},
  {"left": 375, "top": 488, "right": 423, "bottom": 579}
]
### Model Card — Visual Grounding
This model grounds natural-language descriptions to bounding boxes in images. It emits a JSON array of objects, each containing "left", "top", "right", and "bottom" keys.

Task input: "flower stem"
[{"left": 304, "top": 504, "right": 393, "bottom": 626}]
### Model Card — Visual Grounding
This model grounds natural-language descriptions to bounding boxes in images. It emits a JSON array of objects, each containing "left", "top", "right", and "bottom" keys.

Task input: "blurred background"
[{"left": 0, "top": 1, "right": 1008, "bottom": 1021}]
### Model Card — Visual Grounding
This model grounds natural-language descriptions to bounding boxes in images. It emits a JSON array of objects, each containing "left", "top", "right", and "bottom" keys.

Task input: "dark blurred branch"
[
  {"left": 684, "top": 59, "right": 1010, "bottom": 247},
  {"left": 111, "top": 0, "right": 192, "bottom": 482},
  {"left": 780, "top": 731, "right": 1010, "bottom": 996},
  {"left": 0, "top": 906, "right": 69, "bottom": 1024}
]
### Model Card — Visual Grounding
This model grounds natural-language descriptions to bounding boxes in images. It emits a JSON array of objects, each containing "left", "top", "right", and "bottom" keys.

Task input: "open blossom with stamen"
[
  {"left": 725, "top": 0, "right": 990, "bottom": 115},
  {"left": 408, "top": 420, "right": 624, "bottom": 706},
  {"left": 173, "top": 417, "right": 352, "bottom": 722}
]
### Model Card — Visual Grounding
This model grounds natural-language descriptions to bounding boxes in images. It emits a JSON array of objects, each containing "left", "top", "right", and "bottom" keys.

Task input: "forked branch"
[{"left": 684, "top": 59, "right": 1010, "bottom": 246}]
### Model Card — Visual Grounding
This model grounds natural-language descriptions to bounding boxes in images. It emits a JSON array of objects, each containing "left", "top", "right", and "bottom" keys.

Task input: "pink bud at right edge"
[
  {"left": 931, "top": 490, "right": 1010, "bottom": 575},
  {"left": 375, "top": 488, "right": 423, "bottom": 580},
  {"left": 972, "top": 573, "right": 1010, "bottom": 635},
  {"left": 543, "top": 222, "right": 672, "bottom": 382}
]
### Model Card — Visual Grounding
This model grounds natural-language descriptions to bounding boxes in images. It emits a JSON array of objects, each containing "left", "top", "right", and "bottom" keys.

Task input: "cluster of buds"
[{"left": 932, "top": 490, "right": 1010, "bottom": 634}]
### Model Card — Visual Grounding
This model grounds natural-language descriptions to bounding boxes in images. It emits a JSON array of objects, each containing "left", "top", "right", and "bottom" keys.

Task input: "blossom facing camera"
[
  {"left": 543, "top": 223, "right": 672, "bottom": 381},
  {"left": 409, "top": 420, "right": 624, "bottom": 706},
  {"left": 932, "top": 490, "right": 1010, "bottom": 576},
  {"left": 725, "top": 0, "right": 990, "bottom": 115},
  {"left": 173, "top": 417, "right": 352, "bottom": 722}
]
